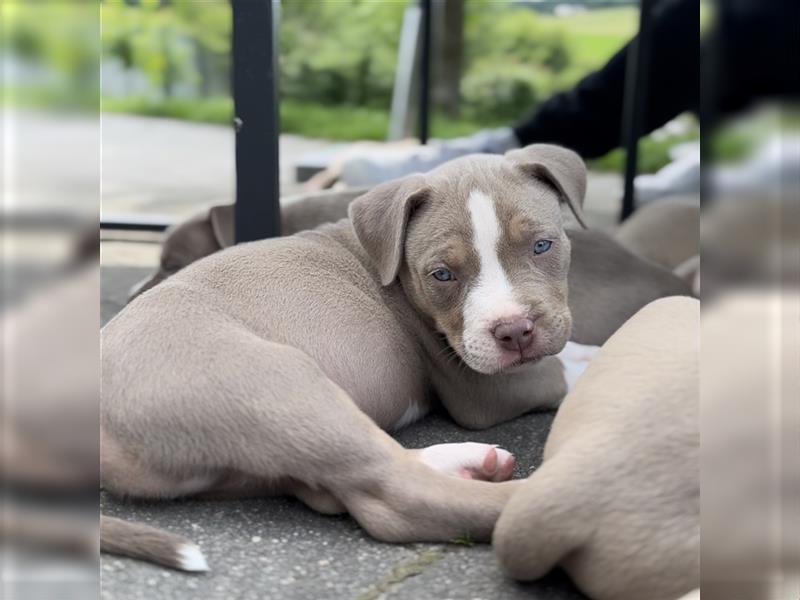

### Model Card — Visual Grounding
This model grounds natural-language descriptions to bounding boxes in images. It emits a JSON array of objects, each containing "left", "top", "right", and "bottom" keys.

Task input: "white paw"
[
  {"left": 557, "top": 341, "right": 600, "bottom": 391},
  {"left": 419, "top": 442, "right": 515, "bottom": 482}
]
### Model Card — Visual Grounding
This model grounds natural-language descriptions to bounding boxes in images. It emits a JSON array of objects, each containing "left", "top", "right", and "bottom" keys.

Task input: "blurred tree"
[
  {"left": 102, "top": 2, "right": 197, "bottom": 99},
  {"left": 102, "top": 1, "right": 234, "bottom": 99},
  {"left": 280, "top": 0, "right": 408, "bottom": 107},
  {"left": 461, "top": 1, "right": 574, "bottom": 119},
  {"left": 91, "top": 0, "right": 646, "bottom": 136},
  {"left": 4, "top": 3, "right": 100, "bottom": 98},
  {"left": 170, "top": 1, "right": 231, "bottom": 97}
]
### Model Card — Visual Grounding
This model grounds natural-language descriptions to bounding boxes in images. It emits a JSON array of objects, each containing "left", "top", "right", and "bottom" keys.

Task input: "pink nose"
[{"left": 493, "top": 318, "right": 535, "bottom": 352}]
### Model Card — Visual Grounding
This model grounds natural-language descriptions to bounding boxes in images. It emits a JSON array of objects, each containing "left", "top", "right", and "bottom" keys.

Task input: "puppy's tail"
[{"left": 100, "top": 515, "right": 209, "bottom": 572}]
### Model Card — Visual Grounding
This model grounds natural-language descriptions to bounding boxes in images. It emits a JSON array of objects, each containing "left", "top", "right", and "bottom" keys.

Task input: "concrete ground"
[
  {"left": 100, "top": 113, "right": 622, "bottom": 229},
  {"left": 101, "top": 113, "right": 336, "bottom": 219},
  {"left": 100, "top": 114, "right": 624, "bottom": 599}
]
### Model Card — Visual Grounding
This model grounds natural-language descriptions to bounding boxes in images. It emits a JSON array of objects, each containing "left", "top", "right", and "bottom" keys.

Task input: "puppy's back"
[{"left": 495, "top": 297, "right": 699, "bottom": 600}]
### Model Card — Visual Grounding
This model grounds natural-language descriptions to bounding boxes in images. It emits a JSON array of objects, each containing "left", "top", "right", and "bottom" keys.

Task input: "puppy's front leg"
[{"left": 433, "top": 356, "right": 568, "bottom": 429}]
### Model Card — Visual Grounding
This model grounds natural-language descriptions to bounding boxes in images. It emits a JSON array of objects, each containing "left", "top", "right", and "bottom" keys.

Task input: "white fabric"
[
  {"left": 634, "top": 142, "right": 701, "bottom": 204},
  {"left": 340, "top": 127, "right": 520, "bottom": 186}
]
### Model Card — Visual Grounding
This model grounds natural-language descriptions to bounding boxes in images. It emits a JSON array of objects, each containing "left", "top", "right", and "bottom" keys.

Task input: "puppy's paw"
[{"left": 417, "top": 442, "right": 515, "bottom": 482}]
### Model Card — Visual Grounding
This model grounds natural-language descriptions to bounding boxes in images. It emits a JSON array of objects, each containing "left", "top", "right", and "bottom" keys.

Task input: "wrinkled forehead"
[{"left": 411, "top": 157, "right": 564, "bottom": 246}]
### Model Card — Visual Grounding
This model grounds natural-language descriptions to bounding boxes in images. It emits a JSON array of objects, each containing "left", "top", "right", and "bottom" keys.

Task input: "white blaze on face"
[{"left": 462, "top": 190, "right": 526, "bottom": 372}]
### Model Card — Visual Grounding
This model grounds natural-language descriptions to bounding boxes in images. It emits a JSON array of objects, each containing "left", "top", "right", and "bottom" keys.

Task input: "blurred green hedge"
[
  {"left": 8, "top": 1, "right": 635, "bottom": 123},
  {"left": 95, "top": 1, "right": 634, "bottom": 124}
]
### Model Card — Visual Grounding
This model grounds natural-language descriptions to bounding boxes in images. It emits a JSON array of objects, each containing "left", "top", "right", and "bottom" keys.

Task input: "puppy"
[
  {"left": 101, "top": 145, "right": 688, "bottom": 571},
  {"left": 615, "top": 196, "right": 699, "bottom": 271},
  {"left": 494, "top": 296, "right": 699, "bottom": 600},
  {"left": 128, "top": 188, "right": 365, "bottom": 301},
  {"left": 127, "top": 195, "right": 689, "bottom": 346}
]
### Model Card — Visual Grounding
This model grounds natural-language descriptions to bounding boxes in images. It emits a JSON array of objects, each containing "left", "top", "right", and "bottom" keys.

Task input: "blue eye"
[
  {"left": 431, "top": 268, "right": 455, "bottom": 282},
  {"left": 534, "top": 240, "right": 552, "bottom": 255}
]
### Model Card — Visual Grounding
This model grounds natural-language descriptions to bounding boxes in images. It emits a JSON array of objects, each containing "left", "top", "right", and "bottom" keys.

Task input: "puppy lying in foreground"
[
  {"left": 101, "top": 145, "right": 689, "bottom": 571},
  {"left": 128, "top": 187, "right": 368, "bottom": 300},
  {"left": 494, "top": 296, "right": 699, "bottom": 600},
  {"left": 128, "top": 184, "right": 689, "bottom": 347}
]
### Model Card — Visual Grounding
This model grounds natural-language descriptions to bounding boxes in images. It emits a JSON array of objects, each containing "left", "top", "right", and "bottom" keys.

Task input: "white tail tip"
[{"left": 177, "top": 544, "right": 209, "bottom": 572}]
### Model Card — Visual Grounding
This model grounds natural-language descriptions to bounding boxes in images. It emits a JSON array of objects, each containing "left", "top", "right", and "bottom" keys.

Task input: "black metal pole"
[
  {"left": 619, "top": 0, "right": 655, "bottom": 221},
  {"left": 231, "top": 0, "right": 281, "bottom": 243},
  {"left": 418, "top": 0, "right": 432, "bottom": 145},
  {"left": 100, "top": 215, "right": 172, "bottom": 232}
]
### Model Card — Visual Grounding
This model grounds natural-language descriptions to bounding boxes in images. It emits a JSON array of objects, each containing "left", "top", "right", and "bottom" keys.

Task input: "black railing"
[
  {"left": 619, "top": 0, "right": 655, "bottom": 221},
  {"left": 231, "top": 0, "right": 281, "bottom": 242},
  {"left": 418, "top": 0, "right": 432, "bottom": 145}
]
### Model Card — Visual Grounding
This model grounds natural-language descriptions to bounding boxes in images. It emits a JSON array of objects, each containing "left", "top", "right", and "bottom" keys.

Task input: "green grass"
[
  {"left": 545, "top": 7, "right": 638, "bottom": 68},
  {"left": 284, "top": 101, "right": 505, "bottom": 140},
  {"left": 101, "top": 95, "right": 700, "bottom": 174},
  {"left": 102, "top": 95, "right": 234, "bottom": 125},
  {"left": 2, "top": 85, "right": 99, "bottom": 112},
  {"left": 101, "top": 95, "right": 501, "bottom": 141},
  {"left": 450, "top": 532, "right": 475, "bottom": 547},
  {"left": 555, "top": 7, "right": 639, "bottom": 37}
]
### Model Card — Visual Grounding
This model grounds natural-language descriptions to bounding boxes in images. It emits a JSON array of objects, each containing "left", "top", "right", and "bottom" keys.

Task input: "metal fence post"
[
  {"left": 418, "top": 0, "right": 432, "bottom": 145},
  {"left": 231, "top": 0, "right": 281, "bottom": 243},
  {"left": 620, "top": 0, "right": 655, "bottom": 221}
]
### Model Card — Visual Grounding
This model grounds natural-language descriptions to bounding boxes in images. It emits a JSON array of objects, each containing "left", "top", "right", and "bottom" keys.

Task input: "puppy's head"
[
  {"left": 350, "top": 144, "right": 587, "bottom": 374},
  {"left": 128, "top": 205, "right": 234, "bottom": 302}
]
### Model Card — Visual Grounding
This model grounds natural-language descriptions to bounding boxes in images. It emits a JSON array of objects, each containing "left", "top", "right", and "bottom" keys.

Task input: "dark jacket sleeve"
[
  {"left": 512, "top": 0, "right": 699, "bottom": 158},
  {"left": 705, "top": 0, "right": 800, "bottom": 119}
]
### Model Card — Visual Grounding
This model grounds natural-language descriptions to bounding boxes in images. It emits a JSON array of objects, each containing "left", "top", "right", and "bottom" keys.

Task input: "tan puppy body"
[
  {"left": 614, "top": 196, "right": 699, "bottom": 270},
  {"left": 494, "top": 296, "right": 699, "bottom": 600}
]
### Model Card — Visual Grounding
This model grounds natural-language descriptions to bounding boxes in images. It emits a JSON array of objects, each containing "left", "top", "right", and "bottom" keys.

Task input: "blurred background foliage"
[
  {"left": 4, "top": 0, "right": 701, "bottom": 172},
  {"left": 2, "top": 2, "right": 100, "bottom": 109},
  {"left": 97, "top": 1, "right": 645, "bottom": 140}
]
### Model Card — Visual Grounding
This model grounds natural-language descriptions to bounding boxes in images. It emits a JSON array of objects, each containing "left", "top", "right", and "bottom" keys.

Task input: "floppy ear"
[
  {"left": 348, "top": 175, "right": 429, "bottom": 286},
  {"left": 208, "top": 204, "right": 235, "bottom": 248},
  {"left": 505, "top": 144, "right": 588, "bottom": 229}
]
